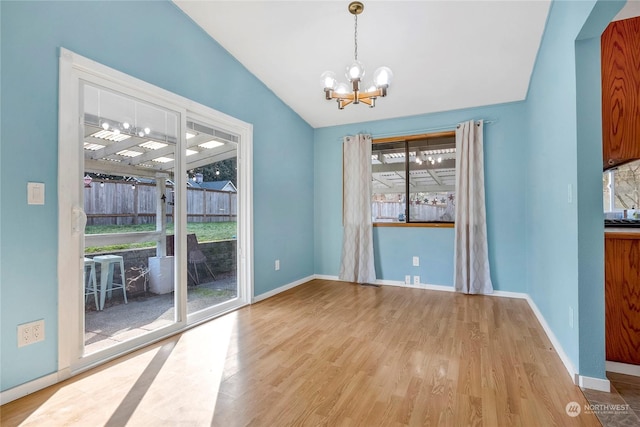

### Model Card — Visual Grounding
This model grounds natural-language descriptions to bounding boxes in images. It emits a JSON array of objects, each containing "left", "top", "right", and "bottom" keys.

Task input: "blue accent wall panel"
[
  {"left": 575, "top": 0, "right": 626, "bottom": 380},
  {"left": 524, "top": 0, "right": 592, "bottom": 371},
  {"left": 0, "top": 0, "right": 313, "bottom": 391},
  {"left": 524, "top": 0, "right": 624, "bottom": 378}
]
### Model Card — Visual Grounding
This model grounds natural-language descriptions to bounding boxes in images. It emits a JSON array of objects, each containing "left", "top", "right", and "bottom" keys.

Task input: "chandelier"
[{"left": 321, "top": 1, "right": 393, "bottom": 110}]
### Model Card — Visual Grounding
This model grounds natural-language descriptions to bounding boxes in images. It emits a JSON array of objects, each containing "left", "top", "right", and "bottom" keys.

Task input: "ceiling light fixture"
[{"left": 321, "top": 1, "right": 393, "bottom": 110}]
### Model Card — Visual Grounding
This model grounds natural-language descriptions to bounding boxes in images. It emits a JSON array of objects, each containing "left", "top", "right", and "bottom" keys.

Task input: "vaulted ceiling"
[
  {"left": 174, "top": 1, "right": 640, "bottom": 129},
  {"left": 174, "top": 1, "right": 551, "bottom": 128}
]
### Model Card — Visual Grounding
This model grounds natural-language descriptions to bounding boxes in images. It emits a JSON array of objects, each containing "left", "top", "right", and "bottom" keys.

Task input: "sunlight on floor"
[{"left": 16, "top": 313, "right": 237, "bottom": 426}]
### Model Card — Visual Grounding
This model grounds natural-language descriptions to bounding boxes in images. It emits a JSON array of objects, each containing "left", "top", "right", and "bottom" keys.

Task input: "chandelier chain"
[{"left": 354, "top": 13, "right": 358, "bottom": 61}]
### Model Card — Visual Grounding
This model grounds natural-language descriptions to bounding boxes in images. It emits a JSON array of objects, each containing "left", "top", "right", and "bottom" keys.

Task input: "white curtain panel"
[
  {"left": 339, "top": 134, "right": 377, "bottom": 284},
  {"left": 454, "top": 120, "right": 494, "bottom": 294}
]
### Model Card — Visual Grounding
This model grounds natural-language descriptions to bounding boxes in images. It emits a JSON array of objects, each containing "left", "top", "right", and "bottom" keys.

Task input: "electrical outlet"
[
  {"left": 275, "top": 259, "right": 280, "bottom": 271},
  {"left": 413, "top": 276, "right": 420, "bottom": 285},
  {"left": 405, "top": 275, "right": 411, "bottom": 285},
  {"left": 17, "top": 320, "right": 45, "bottom": 347},
  {"left": 18, "top": 324, "right": 31, "bottom": 347},
  {"left": 32, "top": 320, "right": 45, "bottom": 343},
  {"left": 413, "top": 256, "right": 419, "bottom": 267}
]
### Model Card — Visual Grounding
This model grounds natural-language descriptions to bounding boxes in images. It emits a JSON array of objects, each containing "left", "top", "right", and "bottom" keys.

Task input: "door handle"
[{"left": 72, "top": 205, "right": 87, "bottom": 234}]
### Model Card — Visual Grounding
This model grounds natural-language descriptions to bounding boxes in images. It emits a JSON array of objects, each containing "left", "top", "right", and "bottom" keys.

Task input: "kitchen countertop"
[{"left": 605, "top": 227, "right": 640, "bottom": 237}]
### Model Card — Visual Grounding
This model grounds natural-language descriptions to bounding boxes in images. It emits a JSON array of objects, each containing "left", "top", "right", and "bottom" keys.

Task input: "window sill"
[{"left": 373, "top": 222, "right": 454, "bottom": 228}]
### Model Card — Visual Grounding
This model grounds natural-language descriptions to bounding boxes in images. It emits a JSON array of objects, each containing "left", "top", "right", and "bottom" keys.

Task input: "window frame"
[{"left": 372, "top": 131, "right": 456, "bottom": 228}]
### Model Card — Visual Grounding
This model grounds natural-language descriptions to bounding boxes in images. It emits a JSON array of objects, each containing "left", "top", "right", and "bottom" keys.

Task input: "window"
[
  {"left": 372, "top": 132, "right": 456, "bottom": 224},
  {"left": 604, "top": 159, "right": 640, "bottom": 220}
]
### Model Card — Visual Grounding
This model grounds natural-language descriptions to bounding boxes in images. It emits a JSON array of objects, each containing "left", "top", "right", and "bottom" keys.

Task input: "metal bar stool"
[
  {"left": 84, "top": 257, "right": 99, "bottom": 310},
  {"left": 93, "top": 255, "right": 127, "bottom": 310}
]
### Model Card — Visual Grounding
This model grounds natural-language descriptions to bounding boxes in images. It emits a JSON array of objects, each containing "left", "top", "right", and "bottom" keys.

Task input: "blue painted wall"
[
  {"left": 313, "top": 102, "right": 528, "bottom": 292},
  {"left": 0, "top": 1, "right": 314, "bottom": 391},
  {"left": 524, "top": 0, "right": 624, "bottom": 378},
  {"left": 523, "top": 0, "right": 593, "bottom": 375},
  {"left": 575, "top": 0, "right": 626, "bottom": 380},
  {"left": 576, "top": 35, "right": 607, "bottom": 379}
]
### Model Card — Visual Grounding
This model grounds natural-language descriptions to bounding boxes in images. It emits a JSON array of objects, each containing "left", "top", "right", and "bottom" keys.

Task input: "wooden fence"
[
  {"left": 84, "top": 181, "right": 237, "bottom": 225},
  {"left": 372, "top": 201, "right": 454, "bottom": 222}
]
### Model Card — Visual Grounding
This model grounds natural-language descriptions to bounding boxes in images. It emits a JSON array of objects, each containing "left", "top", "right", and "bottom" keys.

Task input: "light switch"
[{"left": 27, "top": 182, "right": 45, "bottom": 205}]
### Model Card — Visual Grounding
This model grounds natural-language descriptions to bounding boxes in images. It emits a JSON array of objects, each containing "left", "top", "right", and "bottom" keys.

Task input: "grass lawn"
[{"left": 85, "top": 222, "right": 236, "bottom": 253}]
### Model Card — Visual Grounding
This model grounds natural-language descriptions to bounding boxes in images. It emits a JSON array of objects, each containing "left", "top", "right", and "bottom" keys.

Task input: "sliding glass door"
[
  {"left": 58, "top": 49, "right": 253, "bottom": 374},
  {"left": 182, "top": 119, "right": 239, "bottom": 321},
  {"left": 82, "top": 83, "right": 181, "bottom": 355}
]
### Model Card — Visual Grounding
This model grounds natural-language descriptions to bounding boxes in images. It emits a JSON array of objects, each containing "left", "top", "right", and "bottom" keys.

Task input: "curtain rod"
[{"left": 369, "top": 118, "right": 497, "bottom": 140}]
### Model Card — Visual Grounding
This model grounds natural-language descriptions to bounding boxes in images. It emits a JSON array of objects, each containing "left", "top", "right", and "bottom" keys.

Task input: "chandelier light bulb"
[
  {"left": 101, "top": 122, "right": 110, "bottom": 130},
  {"left": 144, "top": 127, "right": 151, "bottom": 135},
  {"left": 138, "top": 130, "right": 145, "bottom": 137},
  {"left": 122, "top": 122, "right": 130, "bottom": 130},
  {"left": 113, "top": 128, "right": 120, "bottom": 136},
  {"left": 320, "top": 71, "right": 338, "bottom": 90},
  {"left": 335, "top": 83, "right": 350, "bottom": 95},
  {"left": 346, "top": 61, "right": 365, "bottom": 81},
  {"left": 373, "top": 66, "right": 393, "bottom": 88}
]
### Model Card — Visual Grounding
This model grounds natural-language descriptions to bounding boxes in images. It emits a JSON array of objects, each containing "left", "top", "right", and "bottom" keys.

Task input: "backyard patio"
[
  {"left": 83, "top": 230, "right": 237, "bottom": 353},
  {"left": 84, "top": 270, "right": 237, "bottom": 353}
]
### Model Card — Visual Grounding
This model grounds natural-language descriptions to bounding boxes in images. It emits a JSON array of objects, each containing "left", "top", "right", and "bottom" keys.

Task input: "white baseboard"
[
  {"left": 313, "top": 274, "right": 345, "bottom": 281},
  {"left": 522, "top": 295, "right": 579, "bottom": 384},
  {"left": 377, "top": 278, "right": 456, "bottom": 292},
  {"left": 491, "top": 289, "right": 527, "bottom": 299},
  {"left": 522, "top": 296, "right": 611, "bottom": 392},
  {"left": 0, "top": 372, "right": 61, "bottom": 405},
  {"left": 252, "top": 275, "right": 315, "bottom": 303},
  {"left": 313, "top": 275, "right": 456, "bottom": 292},
  {"left": 606, "top": 360, "right": 640, "bottom": 377},
  {"left": 579, "top": 375, "right": 611, "bottom": 392}
]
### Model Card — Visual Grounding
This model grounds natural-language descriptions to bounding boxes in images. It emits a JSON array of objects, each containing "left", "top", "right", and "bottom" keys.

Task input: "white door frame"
[{"left": 58, "top": 48, "right": 253, "bottom": 376}]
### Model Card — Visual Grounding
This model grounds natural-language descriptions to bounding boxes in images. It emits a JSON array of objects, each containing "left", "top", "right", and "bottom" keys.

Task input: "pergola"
[
  {"left": 372, "top": 134, "right": 456, "bottom": 197},
  {"left": 82, "top": 84, "right": 237, "bottom": 260}
]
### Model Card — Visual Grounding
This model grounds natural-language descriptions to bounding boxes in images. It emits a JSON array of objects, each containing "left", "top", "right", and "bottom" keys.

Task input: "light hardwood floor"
[{"left": 1, "top": 279, "right": 599, "bottom": 426}]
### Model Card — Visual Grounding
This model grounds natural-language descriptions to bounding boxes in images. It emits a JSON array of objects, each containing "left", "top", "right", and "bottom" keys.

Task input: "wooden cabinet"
[
  {"left": 605, "top": 233, "right": 640, "bottom": 365},
  {"left": 602, "top": 16, "right": 640, "bottom": 170}
]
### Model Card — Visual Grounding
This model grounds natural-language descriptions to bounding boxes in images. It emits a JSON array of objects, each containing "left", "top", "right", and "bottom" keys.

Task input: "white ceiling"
[
  {"left": 172, "top": 1, "right": 631, "bottom": 129},
  {"left": 615, "top": 0, "right": 640, "bottom": 21}
]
